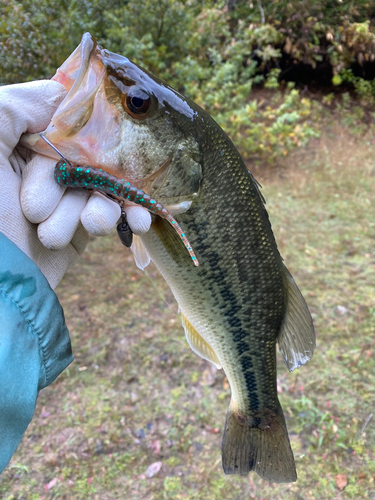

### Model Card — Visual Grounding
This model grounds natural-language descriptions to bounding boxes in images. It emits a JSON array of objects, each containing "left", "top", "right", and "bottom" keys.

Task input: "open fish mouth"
[{"left": 22, "top": 34, "right": 140, "bottom": 182}]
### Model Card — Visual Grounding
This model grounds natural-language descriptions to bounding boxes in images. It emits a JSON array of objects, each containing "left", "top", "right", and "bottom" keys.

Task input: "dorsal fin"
[
  {"left": 130, "top": 235, "right": 151, "bottom": 270},
  {"left": 247, "top": 169, "right": 266, "bottom": 205},
  {"left": 181, "top": 313, "right": 221, "bottom": 369},
  {"left": 277, "top": 265, "right": 315, "bottom": 372}
]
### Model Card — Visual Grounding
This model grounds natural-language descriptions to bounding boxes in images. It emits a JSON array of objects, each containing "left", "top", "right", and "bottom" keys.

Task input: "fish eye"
[{"left": 122, "top": 88, "right": 152, "bottom": 119}]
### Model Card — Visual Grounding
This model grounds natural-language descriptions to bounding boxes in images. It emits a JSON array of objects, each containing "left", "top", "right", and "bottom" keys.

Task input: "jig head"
[{"left": 117, "top": 205, "right": 133, "bottom": 248}]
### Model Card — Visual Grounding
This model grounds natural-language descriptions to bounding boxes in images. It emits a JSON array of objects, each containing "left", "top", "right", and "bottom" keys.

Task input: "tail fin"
[{"left": 221, "top": 406, "right": 297, "bottom": 483}]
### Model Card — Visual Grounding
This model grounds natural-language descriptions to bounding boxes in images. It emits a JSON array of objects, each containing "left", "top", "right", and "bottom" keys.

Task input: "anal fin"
[
  {"left": 181, "top": 313, "right": 221, "bottom": 369},
  {"left": 277, "top": 265, "right": 315, "bottom": 372}
]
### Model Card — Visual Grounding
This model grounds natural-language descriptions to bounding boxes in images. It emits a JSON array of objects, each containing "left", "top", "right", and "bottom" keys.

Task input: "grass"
[{"left": 0, "top": 125, "right": 374, "bottom": 499}]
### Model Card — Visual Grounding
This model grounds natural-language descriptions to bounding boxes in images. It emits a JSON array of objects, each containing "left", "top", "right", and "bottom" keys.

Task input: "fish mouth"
[{"left": 22, "top": 34, "right": 128, "bottom": 174}]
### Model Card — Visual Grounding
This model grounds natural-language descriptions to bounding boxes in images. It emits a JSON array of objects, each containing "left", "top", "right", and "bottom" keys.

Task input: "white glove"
[{"left": 0, "top": 80, "right": 151, "bottom": 289}]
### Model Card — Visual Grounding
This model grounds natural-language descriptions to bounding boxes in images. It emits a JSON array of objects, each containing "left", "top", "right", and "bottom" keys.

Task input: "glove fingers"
[
  {"left": 124, "top": 205, "right": 152, "bottom": 236},
  {"left": 21, "top": 155, "right": 66, "bottom": 223},
  {"left": 0, "top": 81, "right": 66, "bottom": 165},
  {"left": 81, "top": 192, "right": 121, "bottom": 236},
  {"left": 0, "top": 168, "right": 86, "bottom": 289},
  {"left": 37, "top": 189, "right": 90, "bottom": 250},
  {"left": 70, "top": 222, "right": 89, "bottom": 256},
  {"left": 0, "top": 169, "right": 40, "bottom": 257}
]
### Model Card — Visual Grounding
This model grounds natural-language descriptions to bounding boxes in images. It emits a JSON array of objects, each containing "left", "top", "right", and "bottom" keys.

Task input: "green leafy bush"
[{"left": 2, "top": 0, "right": 375, "bottom": 163}]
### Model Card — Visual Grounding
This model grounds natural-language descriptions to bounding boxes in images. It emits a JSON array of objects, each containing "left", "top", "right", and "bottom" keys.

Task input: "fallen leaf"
[
  {"left": 205, "top": 425, "right": 220, "bottom": 434},
  {"left": 44, "top": 477, "right": 58, "bottom": 491},
  {"left": 336, "top": 305, "right": 348, "bottom": 315},
  {"left": 277, "top": 378, "right": 282, "bottom": 394},
  {"left": 44, "top": 452, "right": 57, "bottom": 466},
  {"left": 145, "top": 461, "right": 162, "bottom": 478},
  {"left": 335, "top": 473, "right": 348, "bottom": 490},
  {"left": 150, "top": 440, "right": 161, "bottom": 454},
  {"left": 201, "top": 367, "right": 216, "bottom": 386}
]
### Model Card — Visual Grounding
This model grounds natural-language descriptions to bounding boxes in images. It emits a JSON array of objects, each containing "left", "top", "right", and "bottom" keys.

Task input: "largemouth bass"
[{"left": 24, "top": 33, "right": 315, "bottom": 483}]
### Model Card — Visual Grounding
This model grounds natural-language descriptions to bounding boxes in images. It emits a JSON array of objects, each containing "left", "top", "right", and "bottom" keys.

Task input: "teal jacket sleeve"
[{"left": 0, "top": 233, "right": 73, "bottom": 473}]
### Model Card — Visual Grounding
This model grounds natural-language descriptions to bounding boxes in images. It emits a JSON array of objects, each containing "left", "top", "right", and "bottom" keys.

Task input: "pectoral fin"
[
  {"left": 181, "top": 313, "right": 221, "bottom": 369},
  {"left": 277, "top": 265, "right": 315, "bottom": 372},
  {"left": 131, "top": 235, "right": 151, "bottom": 270}
]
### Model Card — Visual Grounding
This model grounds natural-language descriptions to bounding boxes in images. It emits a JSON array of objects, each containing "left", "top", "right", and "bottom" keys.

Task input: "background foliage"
[
  {"left": 2, "top": 0, "right": 375, "bottom": 163},
  {"left": 2, "top": 0, "right": 375, "bottom": 162}
]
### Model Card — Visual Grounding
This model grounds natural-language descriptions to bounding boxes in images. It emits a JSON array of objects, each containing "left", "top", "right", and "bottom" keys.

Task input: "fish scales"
[
  {"left": 22, "top": 32, "right": 315, "bottom": 483},
  {"left": 141, "top": 119, "right": 285, "bottom": 418}
]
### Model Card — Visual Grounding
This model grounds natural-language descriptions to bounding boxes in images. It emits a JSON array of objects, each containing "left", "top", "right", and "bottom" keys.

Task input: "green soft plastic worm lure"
[{"left": 40, "top": 135, "right": 199, "bottom": 266}]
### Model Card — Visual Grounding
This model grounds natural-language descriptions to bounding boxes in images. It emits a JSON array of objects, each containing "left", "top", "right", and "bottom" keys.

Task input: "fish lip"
[
  {"left": 51, "top": 32, "right": 98, "bottom": 93},
  {"left": 67, "top": 33, "right": 97, "bottom": 95}
]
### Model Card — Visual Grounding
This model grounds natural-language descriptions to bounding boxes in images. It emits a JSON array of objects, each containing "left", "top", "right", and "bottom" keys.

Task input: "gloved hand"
[{"left": 0, "top": 80, "right": 151, "bottom": 289}]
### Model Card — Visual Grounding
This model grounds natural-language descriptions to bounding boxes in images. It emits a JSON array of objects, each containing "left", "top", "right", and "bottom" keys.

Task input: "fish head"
[{"left": 23, "top": 33, "right": 203, "bottom": 200}]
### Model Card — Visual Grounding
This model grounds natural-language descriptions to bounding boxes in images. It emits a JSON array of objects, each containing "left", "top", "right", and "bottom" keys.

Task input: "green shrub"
[{"left": 3, "top": 0, "right": 375, "bottom": 163}]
